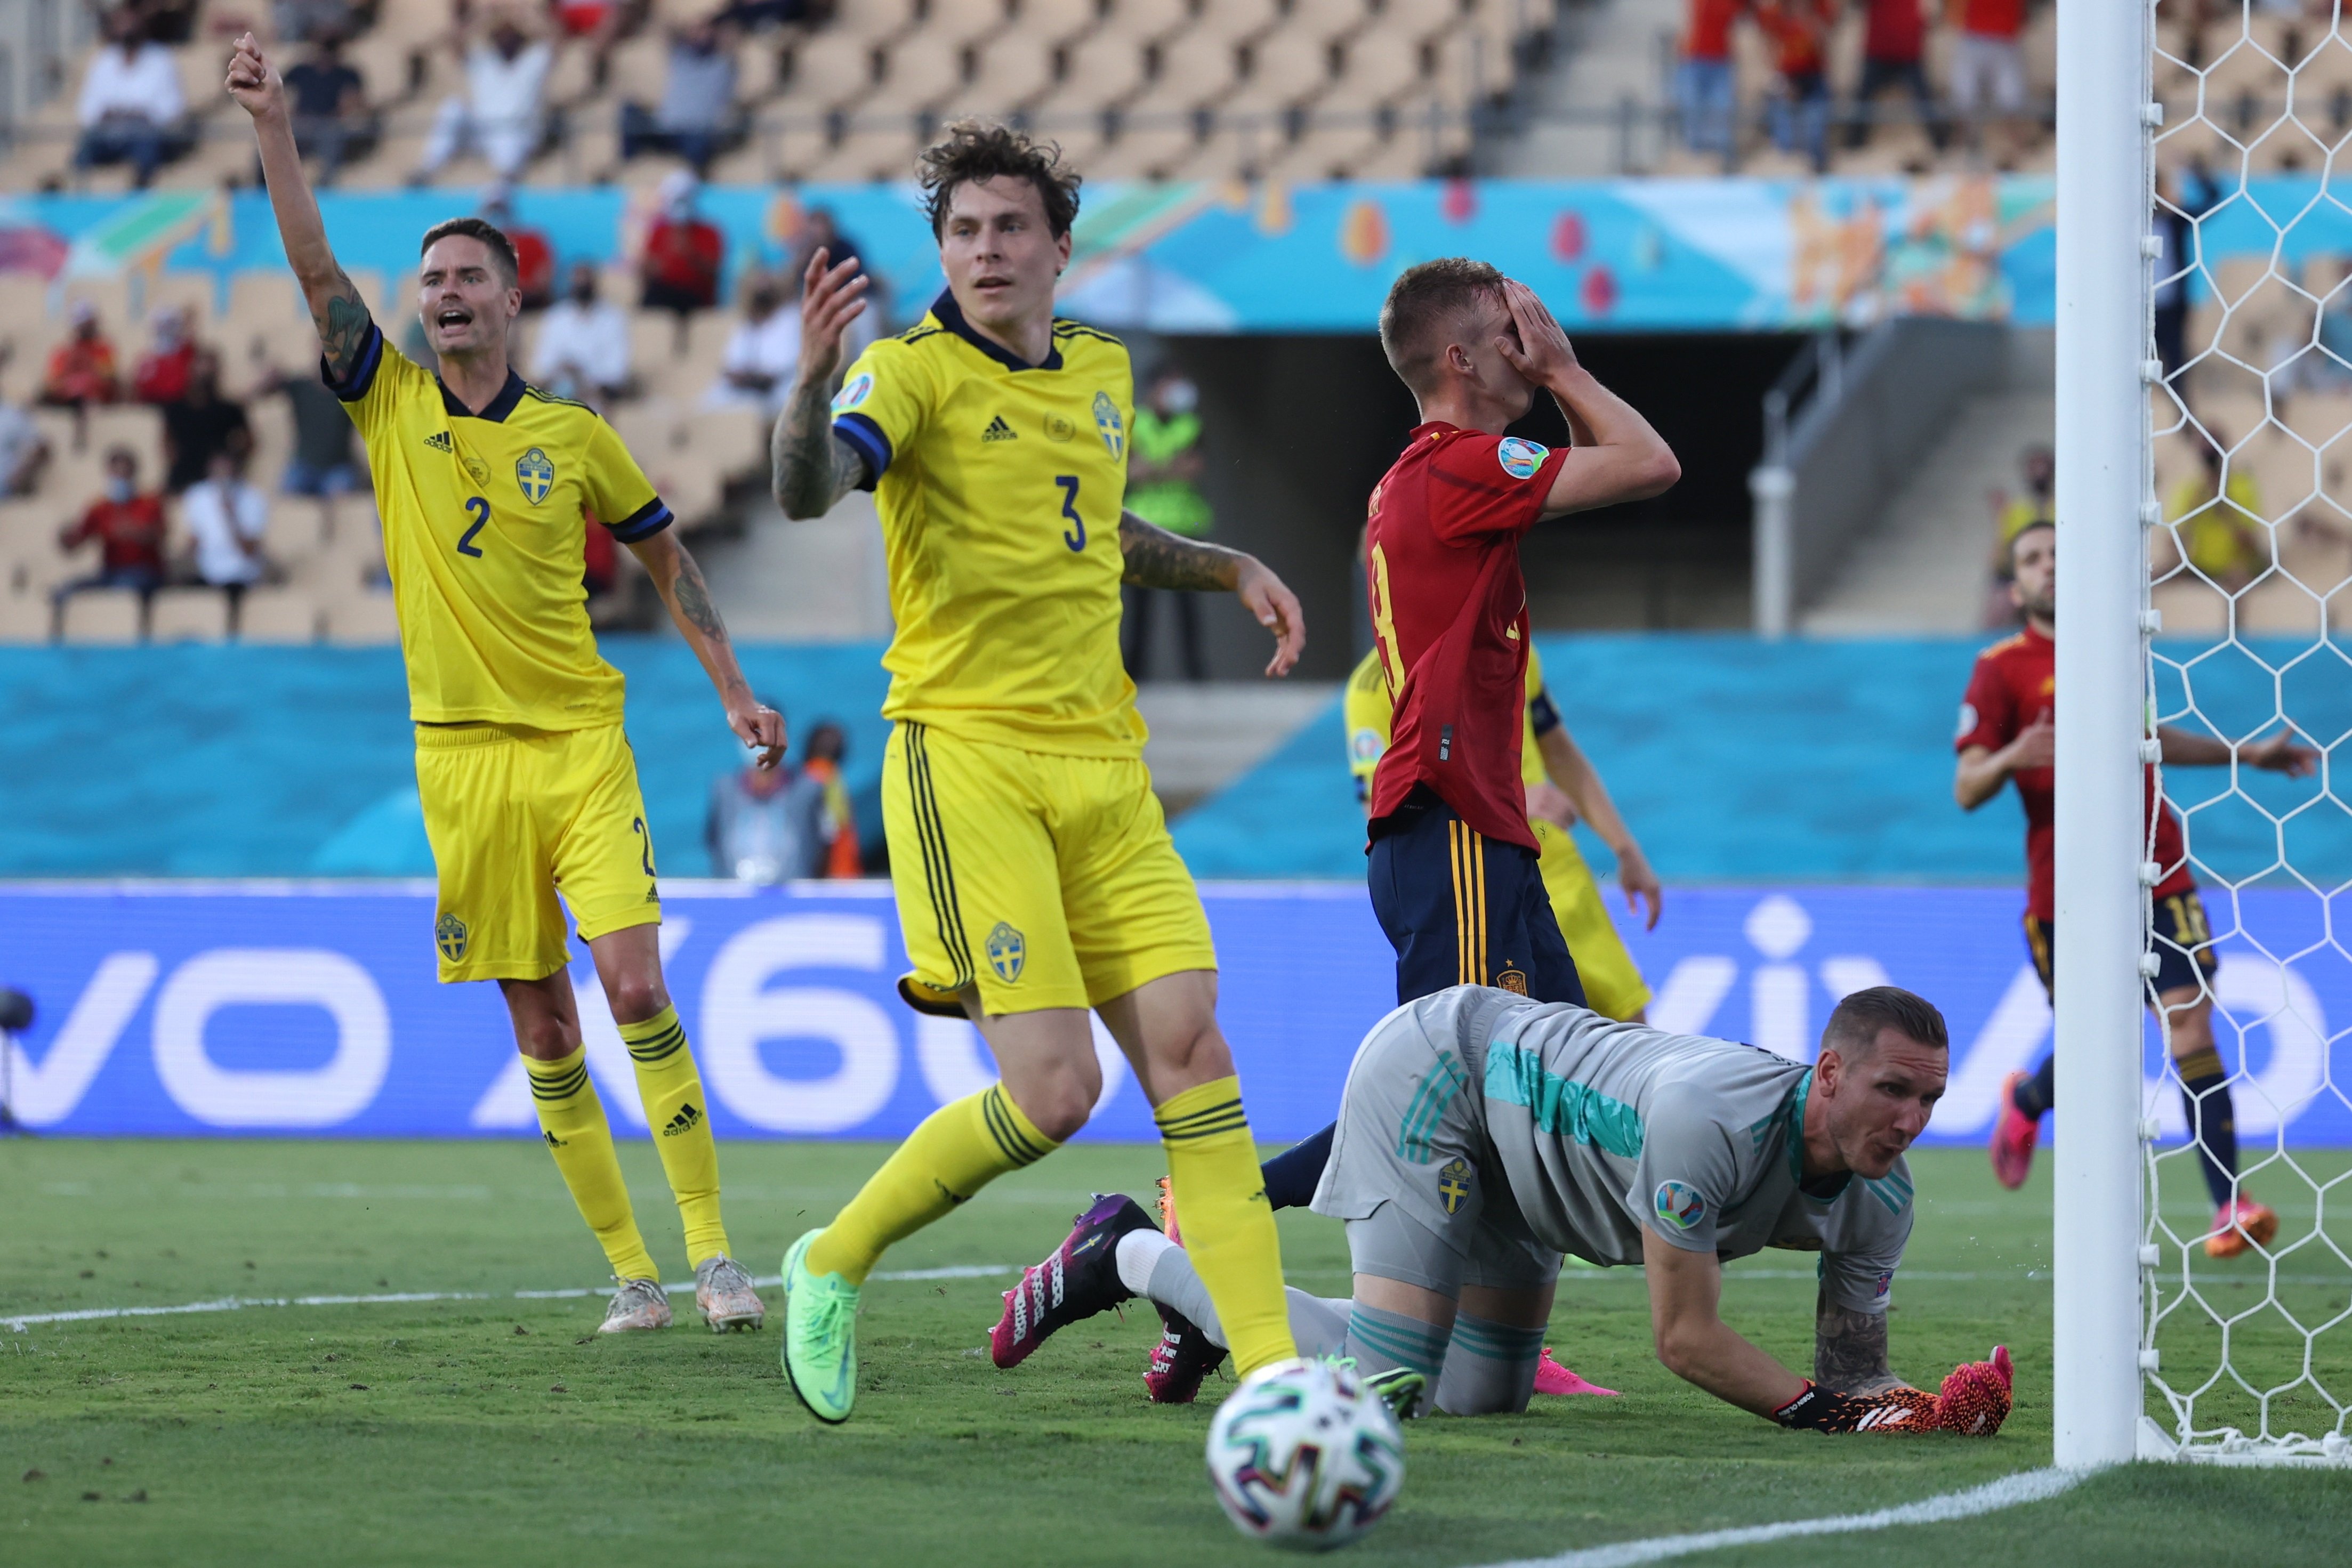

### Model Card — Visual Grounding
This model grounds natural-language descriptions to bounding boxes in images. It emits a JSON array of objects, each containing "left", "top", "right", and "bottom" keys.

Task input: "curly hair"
[
  {"left": 1378, "top": 257, "right": 1507, "bottom": 394},
  {"left": 917, "top": 119, "right": 1082, "bottom": 240},
  {"left": 418, "top": 216, "right": 520, "bottom": 288}
]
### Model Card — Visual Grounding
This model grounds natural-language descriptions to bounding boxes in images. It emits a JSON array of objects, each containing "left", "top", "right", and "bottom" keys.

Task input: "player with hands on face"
[{"left": 228, "top": 31, "right": 780, "bottom": 1334}]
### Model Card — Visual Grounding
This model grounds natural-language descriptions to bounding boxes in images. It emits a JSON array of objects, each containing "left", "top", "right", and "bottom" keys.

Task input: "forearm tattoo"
[
  {"left": 1118, "top": 511, "right": 1243, "bottom": 591},
  {"left": 670, "top": 545, "right": 728, "bottom": 645},
  {"left": 1814, "top": 1295, "right": 1900, "bottom": 1395},
  {"left": 317, "top": 270, "right": 374, "bottom": 381},
  {"left": 770, "top": 375, "right": 866, "bottom": 517}
]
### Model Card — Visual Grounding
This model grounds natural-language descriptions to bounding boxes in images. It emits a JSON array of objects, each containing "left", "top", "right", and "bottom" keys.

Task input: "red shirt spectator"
[
  {"left": 131, "top": 306, "right": 196, "bottom": 404},
  {"left": 1683, "top": 0, "right": 1747, "bottom": 61},
  {"left": 1364, "top": 423, "right": 1569, "bottom": 851},
  {"left": 42, "top": 305, "right": 120, "bottom": 407},
  {"left": 1865, "top": 0, "right": 1925, "bottom": 61},
  {"left": 59, "top": 473, "right": 166, "bottom": 576},
  {"left": 640, "top": 171, "right": 724, "bottom": 312},
  {"left": 1956, "top": 0, "right": 2024, "bottom": 40},
  {"left": 1759, "top": 0, "right": 1834, "bottom": 76}
]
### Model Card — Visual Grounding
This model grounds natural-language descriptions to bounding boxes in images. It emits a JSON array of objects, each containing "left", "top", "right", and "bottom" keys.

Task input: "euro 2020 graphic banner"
[{"left": 4, "top": 882, "right": 2347, "bottom": 1145}]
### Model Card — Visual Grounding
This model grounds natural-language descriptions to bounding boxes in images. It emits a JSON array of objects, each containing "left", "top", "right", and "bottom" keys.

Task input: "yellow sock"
[
  {"left": 527, "top": 1046, "right": 659, "bottom": 1283},
  {"left": 1156, "top": 1076, "right": 1297, "bottom": 1377},
  {"left": 619, "top": 1005, "right": 730, "bottom": 1267},
  {"left": 806, "top": 1084, "right": 1058, "bottom": 1284}
]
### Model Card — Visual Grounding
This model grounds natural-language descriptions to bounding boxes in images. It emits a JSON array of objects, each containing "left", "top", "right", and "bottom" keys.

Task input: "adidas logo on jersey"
[
  {"left": 424, "top": 431, "right": 454, "bottom": 452},
  {"left": 662, "top": 1102, "right": 703, "bottom": 1138},
  {"left": 982, "top": 415, "right": 1017, "bottom": 442}
]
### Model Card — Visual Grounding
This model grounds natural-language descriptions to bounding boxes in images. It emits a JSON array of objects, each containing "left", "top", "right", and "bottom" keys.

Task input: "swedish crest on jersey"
[
  {"left": 515, "top": 446, "right": 556, "bottom": 504},
  {"left": 1092, "top": 391, "right": 1124, "bottom": 459},
  {"left": 985, "top": 921, "right": 1026, "bottom": 983},
  {"left": 435, "top": 912, "right": 469, "bottom": 961}
]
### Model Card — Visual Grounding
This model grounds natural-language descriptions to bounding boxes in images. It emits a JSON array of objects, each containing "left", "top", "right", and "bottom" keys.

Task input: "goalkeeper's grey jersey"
[{"left": 1314, "top": 987, "right": 1914, "bottom": 1314}]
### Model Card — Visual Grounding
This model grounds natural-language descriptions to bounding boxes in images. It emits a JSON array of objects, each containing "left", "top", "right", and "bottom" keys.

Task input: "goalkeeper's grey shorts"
[{"left": 1315, "top": 995, "right": 1561, "bottom": 1299}]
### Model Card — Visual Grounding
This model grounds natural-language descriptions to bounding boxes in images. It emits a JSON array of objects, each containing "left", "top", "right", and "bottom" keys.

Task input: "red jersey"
[
  {"left": 1956, "top": 623, "right": 2193, "bottom": 922},
  {"left": 1958, "top": 0, "right": 2024, "bottom": 41},
  {"left": 60, "top": 494, "right": 166, "bottom": 574},
  {"left": 643, "top": 217, "right": 723, "bottom": 305},
  {"left": 1364, "top": 423, "right": 1569, "bottom": 852},
  {"left": 1684, "top": 0, "right": 1746, "bottom": 60},
  {"left": 1864, "top": 0, "right": 1924, "bottom": 60},
  {"left": 1759, "top": 0, "right": 1833, "bottom": 75}
]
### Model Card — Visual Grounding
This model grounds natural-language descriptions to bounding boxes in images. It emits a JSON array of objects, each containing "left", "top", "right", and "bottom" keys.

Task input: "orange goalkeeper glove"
[
  {"left": 1769, "top": 1381, "right": 1941, "bottom": 1433},
  {"left": 1932, "top": 1345, "right": 2014, "bottom": 1437}
]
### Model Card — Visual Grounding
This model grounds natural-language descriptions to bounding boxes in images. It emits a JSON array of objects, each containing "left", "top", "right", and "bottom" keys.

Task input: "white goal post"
[{"left": 2058, "top": 0, "right": 2352, "bottom": 1469}]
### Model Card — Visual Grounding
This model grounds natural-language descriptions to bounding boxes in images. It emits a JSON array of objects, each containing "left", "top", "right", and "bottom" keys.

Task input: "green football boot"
[{"left": 781, "top": 1229, "right": 861, "bottom": 1424}]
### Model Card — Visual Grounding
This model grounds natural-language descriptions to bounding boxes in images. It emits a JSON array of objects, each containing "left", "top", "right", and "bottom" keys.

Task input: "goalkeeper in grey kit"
[{"left": 990, "top": 983, "right": 2013, "bottom": 1435}]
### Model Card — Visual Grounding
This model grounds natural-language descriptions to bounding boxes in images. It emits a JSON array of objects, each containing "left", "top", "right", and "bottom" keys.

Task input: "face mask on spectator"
[
  {"left": 105, "top": 475, "right": 134, "bottom": 503},
  {"left": 1163, "top": 378, "right": 1198, "bottom": 415}
]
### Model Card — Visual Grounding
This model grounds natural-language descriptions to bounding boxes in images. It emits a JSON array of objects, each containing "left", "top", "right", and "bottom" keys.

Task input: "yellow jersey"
[
  {"left": 332, "top": 322, "right": 671, "bottom": 730},
  {"left": 831, "top": 292, "right": 1142, "bottom": 758},
  {"left": 1346, "top": 644, "right": 1555, "bottom": 802}
]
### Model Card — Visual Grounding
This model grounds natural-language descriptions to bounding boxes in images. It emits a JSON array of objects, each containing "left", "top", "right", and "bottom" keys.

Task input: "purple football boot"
[{"left": 989, "top": 1193, "right": 1157, "bottom": 1369}]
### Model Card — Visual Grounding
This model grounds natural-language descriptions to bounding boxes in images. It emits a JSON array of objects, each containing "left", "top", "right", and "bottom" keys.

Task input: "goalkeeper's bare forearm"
[
  {"left": 1643, "top": 1230, "right": 1809, "bottom": 1417},
  {"left": 225, "top": 31, "right": 372, "bottom": 380}
]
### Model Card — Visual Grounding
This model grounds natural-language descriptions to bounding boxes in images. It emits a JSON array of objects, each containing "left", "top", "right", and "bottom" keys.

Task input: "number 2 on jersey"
[
  {"left": 1055, "top": 475, "right": 1084, "bottom": 551},
  {"left": 456, "top": 496, "right": 490, "bottom": 557}
]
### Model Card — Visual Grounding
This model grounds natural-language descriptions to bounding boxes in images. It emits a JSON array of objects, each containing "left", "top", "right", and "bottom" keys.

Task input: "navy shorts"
[
  {"left": 1367, "top": 786, "right": 1585, "bottom": 1007},
  {"left": 2024, "top": 887, "right": 2219, "bottom": 1000}
]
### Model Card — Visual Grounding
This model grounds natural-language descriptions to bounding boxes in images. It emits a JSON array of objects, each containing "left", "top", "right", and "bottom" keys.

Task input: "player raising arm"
[
  {"left": 229, "top": 34, "right": 783, "bottom": 1333},
  {"left": 761, "top": 122, "right": 1305, "bottom": 1425},
  {"left": 990, "top": 985, "right": 2012, "bottom": 1435}
]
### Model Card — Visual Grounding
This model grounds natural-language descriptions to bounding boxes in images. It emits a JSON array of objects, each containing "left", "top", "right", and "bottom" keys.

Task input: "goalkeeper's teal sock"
[
  {"left": 1433, "top": 1313, "right": 1545, "bottom": 1416},
  {"left": 1343, "top": 1302, "right": 1451, "bottom": 1383}
]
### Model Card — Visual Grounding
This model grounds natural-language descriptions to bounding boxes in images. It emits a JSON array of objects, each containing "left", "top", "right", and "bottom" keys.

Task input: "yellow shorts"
[
  {"left": 884, "top": 722, "right": 1217, "bottom": 1015},
  {"left": 414, "top": 722, "right": 662, "bottom": 984},
  {"left": 1530, "top": 816, "right": 1651, "bottom": 1022}
]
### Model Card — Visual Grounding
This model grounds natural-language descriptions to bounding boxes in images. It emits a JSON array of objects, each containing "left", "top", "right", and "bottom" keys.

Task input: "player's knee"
[
  {"left": 513, "top": 1012, "right": 577, "bottom": 1061},
  {"left": 601, "top": 973, "right": 670, "bottom": 1025},
  {"left": 1018, "top": 1080, "right": 1094, "bottom": 1143}
]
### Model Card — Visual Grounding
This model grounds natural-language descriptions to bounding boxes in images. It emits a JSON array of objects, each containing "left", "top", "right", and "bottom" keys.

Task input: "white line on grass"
[
  {"left": 1465, "top": 1468, "right": 2087, "bottom": 1568},
  {"left": 2, "top": 1264, "right": 1021, "bottom": 1332}
]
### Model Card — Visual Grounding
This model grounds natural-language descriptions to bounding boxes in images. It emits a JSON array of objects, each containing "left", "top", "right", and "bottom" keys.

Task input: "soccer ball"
[{"left": 1205, "top": 1357, "right": 1405, "bottom": 1551}]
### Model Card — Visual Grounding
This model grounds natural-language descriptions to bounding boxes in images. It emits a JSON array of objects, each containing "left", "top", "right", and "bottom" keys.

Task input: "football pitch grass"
[{"left": 4, "top": 1138, "right": 2348, "bottom": 1567}]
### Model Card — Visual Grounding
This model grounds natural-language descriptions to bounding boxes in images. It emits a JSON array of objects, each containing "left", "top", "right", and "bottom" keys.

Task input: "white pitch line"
[
  {"left": 2, "top": 1264, "right": 1020, "bottom": 1332},
  {"left": 1465, "top": 1467, "right": 2088, "bottom": 1568}
]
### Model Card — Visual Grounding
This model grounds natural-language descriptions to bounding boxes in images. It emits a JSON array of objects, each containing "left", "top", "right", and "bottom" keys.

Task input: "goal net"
[{"left": 2144, "top": 0, "right": 2352, "bottom": 1465}]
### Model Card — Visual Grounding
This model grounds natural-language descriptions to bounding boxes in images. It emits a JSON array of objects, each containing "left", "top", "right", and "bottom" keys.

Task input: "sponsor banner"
[{"left": 4, "top": 883, "right": 2345, "bottom": 1144}]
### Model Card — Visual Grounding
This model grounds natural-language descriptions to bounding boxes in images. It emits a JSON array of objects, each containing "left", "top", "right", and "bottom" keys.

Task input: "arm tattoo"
[
  {"left": 1118, "top": 511, "right": 1244, "bottom": 591},
  {"left": 1814, "top": 1295, "right": 1900, "bottom": 1395},
  {"left": 771, "top": 374, "right": 865, "bottom": 518},
  {"left": 669, "top": 546, "right": 729, "bottom": 646},
  {"left": 316, "top": 270, "right": 375, "bottom": 382}
]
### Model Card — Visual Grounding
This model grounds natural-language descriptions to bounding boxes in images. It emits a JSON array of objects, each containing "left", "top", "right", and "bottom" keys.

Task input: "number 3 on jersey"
[
  {"left": 456, "top": 496, "right": 490, "bottom": 557},
  {"left": 1055, "top": 475, "right": 1084, "bottom": 552}
]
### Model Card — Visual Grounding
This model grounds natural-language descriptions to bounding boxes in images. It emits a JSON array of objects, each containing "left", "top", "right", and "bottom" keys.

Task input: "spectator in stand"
[
  {"left": 246, "top": 334, "right": 365, "bottom": 497},
  {"left": 703, "top": 266, "right": 799, "bottom": 418},
  {"left": 480, "top": 183, "right": 556, "bottom": 309},
  {"left": 41, "top": 302, "right": 120, "bottom": 414},
  {"left": 532, "top": 261, "right": 632, "bottom": 406},
  {"left": 1848, "top": 0, "right": 1940, "bottom": 151},
  {"left": 1675, "top": 0, "right": 1746, "bottom": 168},
  {"left": 2155, "top": 160, "right": 2218, "bottom": 379},
  {"left": 1759, "top": 0, "right": 1834, "bottom": 174},
  {"left": 272, "top": 1, "right": 360, "bottom": 44},
  {"left": 1948, "top": 0, "right": 2028, "bottom": 154},
  {"left": 0, "top": 347, "right": 52, "bottom": 498},
  {"left": 54, "top": 446, "right": 167, "bottom": 624},
  {"left": 131, "top": 306, "right": 196, "bottom": 405},
  {"left": 2167, "top": 435, "right": 2268, "bottom": 594},
  {"left": 641, "top": 170, "right": 726, "bottom": 339},
  {"left": 180, "top": 450, "right": 273, "bottom": 628},
  {"left": 802, "top": 720, "right": 863, "bottom": 878},
  {"left": 706, "top": 701, "right": 832, "bottom": 884},
  {"left": 128, "top": 0, "right": 197, "bottom": 44},
  {"left": 789, "top": 206, "right": 863, "bottom": 290},
  {"left": 552, "top": 0, "right": 650, "bottom": 88},
  {"left": 619, "top": 13, "right": 740, "bottom": 177},
  {"left": 713, "top": 0, "right": 806, "bottom": 28},
  {"left": 160, "top": 350, "right": 253, "bottom": 496},
  {"left": 412, "top": 5, "right": 555, "bottom": 184},
  {"left": 74, "top": 7, "right": 188, "bottom": 189},
  {"left": 1122, "top": 370, "right": 1213, "bottom": 682},
  {"left": 280, "top": 30, "right": 375, "bottom": 185}
]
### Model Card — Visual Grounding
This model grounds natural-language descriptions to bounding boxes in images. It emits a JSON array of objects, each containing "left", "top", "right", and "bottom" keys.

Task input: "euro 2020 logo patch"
[
  {"left": 1654, "top": 1178, "right": 1706, "bottom": 1232},
  {"left": 435, "top": 912, "right": 469, "bottom": 962},
  {"left": 986, "top": 921, "right": 1026, "bottom": 983},
  {"left": 833, "top": 371, "right": 873, "bottom": 414},
  {"left": 1496, "top": 436, "right": 1549, "bottom": 481},
  {"left": 1092, "top": 391, "right": 1124, "bottom": 459},
  {"left": 515, "top": 446, "right": 555, "bottom": 505}
]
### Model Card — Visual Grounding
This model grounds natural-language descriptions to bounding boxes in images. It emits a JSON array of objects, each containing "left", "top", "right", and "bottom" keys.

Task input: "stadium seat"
[
  {"left": 960, "top": 36, "right": 1059, "bottom": 110},
  {"left": 0, "top": 586, "right": 49, "bottom": 644},
  {"left": 1042, "top": 33, "right": 1151, "bottom": 114},
  {"left": 236, "top": 586, "right": 322, "bottom": 643},
  {"left": 148, "top": 587, "right": 231, "bottom": 642},
  {"left": 1225, "top": 23, "right": 1340, "bottom": 114},
  {"left": 325, "top": 592, "right": 401, "bottom": 645},
  {"left": 58, "top": 589, "right": 142, "bottom": 644}
]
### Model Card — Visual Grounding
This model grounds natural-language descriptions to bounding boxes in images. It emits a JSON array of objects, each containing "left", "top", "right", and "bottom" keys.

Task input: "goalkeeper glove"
[
  {"left": 1769, "top": 1381, "right": 1940, "bottom": 1433},
  {"left": 1934, "top": 1345, "right": 2014, "bottom": 1437}
]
